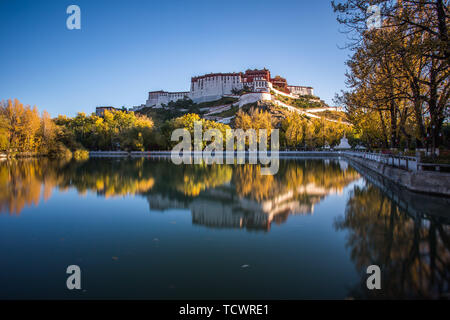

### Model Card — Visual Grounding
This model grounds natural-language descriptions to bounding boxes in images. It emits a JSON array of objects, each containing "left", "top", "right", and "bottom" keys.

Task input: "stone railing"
[
  {"left": 343, "top": 150, "right": 450, "bottom": 172},
  {"left": 342, "top": 151, "right": 419, "bottom": 171}
]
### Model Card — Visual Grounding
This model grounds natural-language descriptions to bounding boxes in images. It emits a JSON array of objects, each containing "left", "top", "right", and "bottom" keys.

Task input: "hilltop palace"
[{"left": 134, "top": 68, "right": 314, "bottom": 110}]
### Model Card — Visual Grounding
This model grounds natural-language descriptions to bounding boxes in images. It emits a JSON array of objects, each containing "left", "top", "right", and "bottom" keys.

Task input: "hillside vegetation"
[{"left": 272, "top": 92, "right": 326, "bottom": 109}]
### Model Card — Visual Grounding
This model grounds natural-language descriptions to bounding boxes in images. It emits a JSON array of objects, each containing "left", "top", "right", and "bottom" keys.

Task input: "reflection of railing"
[
  {"left": 89, "top": 150, "right": 450, "bottom": 172},
  {"left": 90, "top": 151, "right": 164, "bottom": 157},
  {"left": 90, "top": 151, "right": 129, "bottom": 156},
  {"left": 416, "top": 162, "right": 450, "bottom": 172},
  {"left": 348, "top": 158, "right": 450, "bottom": 221}
]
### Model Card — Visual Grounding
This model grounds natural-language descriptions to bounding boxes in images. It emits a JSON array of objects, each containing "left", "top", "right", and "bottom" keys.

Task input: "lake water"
[{"left": 0, "top": 157, "right": 448, "bottom": 299}]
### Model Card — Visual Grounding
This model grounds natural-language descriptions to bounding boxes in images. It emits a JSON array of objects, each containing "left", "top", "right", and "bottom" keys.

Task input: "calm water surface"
[{"left": 0, "top": 157, "right": 448, "bottom": 299}]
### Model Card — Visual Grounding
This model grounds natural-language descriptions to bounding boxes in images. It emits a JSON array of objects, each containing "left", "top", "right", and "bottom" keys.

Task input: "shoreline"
[
  {"left": 344, "top": 154, "right": 450, "bottom": 197},
  {"left": 88, "top": 150, "right": 341, "bottom": 157},
  {"left": 3, "top": 150, "right": 449, "bottom": 197},
  {"left": 88, "top": 150, "right": 450, "bottom": 197}
]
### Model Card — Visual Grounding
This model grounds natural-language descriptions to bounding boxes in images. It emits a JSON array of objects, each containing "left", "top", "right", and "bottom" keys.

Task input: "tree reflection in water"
[
  {"left": 0, "top": 158, "right": 360, "bottom": 232},
  {"left": 0, "top": 158, "right": 68, "bottom": 214},
  {"left": 335, "top": 184, "right": 450, "bottom": 299},
  {"left": 1, "top": 157, "right": 448, "bottom": 298}
]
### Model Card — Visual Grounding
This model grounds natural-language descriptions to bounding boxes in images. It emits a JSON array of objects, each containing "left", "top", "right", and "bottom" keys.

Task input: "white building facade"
[
  {"left": 141, "top": 68, "right": 314, "bottom": 109},
  {"left": 146, "top": 91, "right": 190, "bottom": 108},
  {"left": 287, "top": 85, "right": 314, "bottom": 96}
]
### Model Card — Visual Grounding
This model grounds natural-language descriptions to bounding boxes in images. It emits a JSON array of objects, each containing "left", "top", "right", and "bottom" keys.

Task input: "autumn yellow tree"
[
  {"left": 281, "top": 112, "right": 305, "bottom": 148},
  {"left": 170, "top": 113, "right": 230, "bottom": 149},
  {"left": 0, "top": 99, "right": 41, "bottom": 153},
  {"left": 333, "top": 0, "right": 449, "bottom": 152},
  {"left": 234, "top": 108, "right": 274, "bottom": 147}
]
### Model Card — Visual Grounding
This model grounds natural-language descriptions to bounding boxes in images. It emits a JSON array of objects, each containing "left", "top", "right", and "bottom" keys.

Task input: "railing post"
[{"left": 416, "top": 151, "right": 421, "bottom": 171}]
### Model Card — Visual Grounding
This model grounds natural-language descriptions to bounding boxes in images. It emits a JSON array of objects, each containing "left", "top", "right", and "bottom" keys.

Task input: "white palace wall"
[
  {"left": 142, "top": 71, "right": 313, "bottom": 109},
  {"left": 238, "top": 92, "right": 272, "bottom": 107},
  {"left": 146, "top": 91, "right": 189, "bottom": 108},
  {"left": 190, "top": 75, "right": 243, "bottom": 103}
]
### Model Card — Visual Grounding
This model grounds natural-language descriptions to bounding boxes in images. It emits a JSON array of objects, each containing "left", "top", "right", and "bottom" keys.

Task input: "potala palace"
[{"left": 134, "top": 68, "right": 314, "bottom": 110}]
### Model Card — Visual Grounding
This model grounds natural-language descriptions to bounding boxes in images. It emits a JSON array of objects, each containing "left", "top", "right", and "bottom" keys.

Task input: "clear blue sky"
[{"left": 0, "top": 0, "right": 351, "bottom": 117}]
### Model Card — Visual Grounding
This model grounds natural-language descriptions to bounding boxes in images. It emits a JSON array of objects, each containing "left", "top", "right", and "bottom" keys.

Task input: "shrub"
[{"left": 73, "top": 149, "right": 89, "bottom": 161}]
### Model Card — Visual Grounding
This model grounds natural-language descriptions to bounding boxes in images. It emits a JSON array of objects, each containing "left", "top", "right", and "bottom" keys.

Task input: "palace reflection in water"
[
  {"left": 0, "top": 157, "right": 448, "bottom": 299},
  {"left": 0, "top": 158, "right": 359, "bottom": 231}
]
